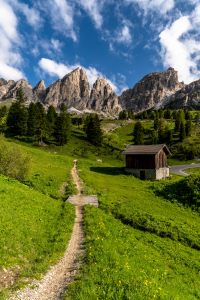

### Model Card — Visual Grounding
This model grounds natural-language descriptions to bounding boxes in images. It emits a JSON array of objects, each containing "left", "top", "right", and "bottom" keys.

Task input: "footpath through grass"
[
  {"left": 0, "top": 174, "right": 75, "bottom": 297},
  {"left": 65, "top": 205, "right": 200, "bottom": 300}
]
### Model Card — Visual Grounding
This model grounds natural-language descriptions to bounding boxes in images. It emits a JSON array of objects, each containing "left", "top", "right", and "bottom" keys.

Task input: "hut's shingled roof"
[{"left": 121, "top": 144, "right": 171, "bottom": 155}]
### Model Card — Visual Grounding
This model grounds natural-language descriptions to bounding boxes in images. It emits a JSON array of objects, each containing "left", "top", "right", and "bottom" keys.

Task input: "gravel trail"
[{"left": 9, "top": 160, "right": 84, "bottom": 300}]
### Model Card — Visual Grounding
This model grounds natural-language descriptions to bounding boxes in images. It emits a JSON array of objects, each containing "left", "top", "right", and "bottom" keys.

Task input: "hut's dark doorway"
[{"left": 140, "top": 171, "right": 145, "bottom": 180}]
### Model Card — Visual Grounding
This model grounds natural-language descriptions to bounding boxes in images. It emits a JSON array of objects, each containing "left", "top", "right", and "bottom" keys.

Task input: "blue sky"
[{"left": 0, "top": 0, "right": 200, "bottom": 95}]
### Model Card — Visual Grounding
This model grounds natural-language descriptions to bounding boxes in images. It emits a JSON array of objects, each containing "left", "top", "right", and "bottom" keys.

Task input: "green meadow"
[{"left": 1, "top": 120, "right": 200, "bottom": 299}]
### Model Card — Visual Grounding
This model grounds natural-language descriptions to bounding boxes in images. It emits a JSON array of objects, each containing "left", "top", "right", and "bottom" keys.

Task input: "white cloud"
[
  {"left": 43, "top": 0, "right": 77, "bottom": 41},
  {"left": 115, "top": 25, "right": 132, "bottom": 44},
  {"left": 31, "top": 37, "right": 64, "bottom": 56},
  {"left": 159, "top": 16, "right": 200, "bottom": 83},
  {"left": 8, "top": 0, "right": 42, "bottom": 28},
  {"left": 0, "top": 0, "right": 25, "bottom": 80},
  {"left": 76, "top": 0, "right": 106, "bottom": 29},
  {"left": 125, "top": 0, "right": 174, "bottom": 15},
  {"left": 38, "top": 58, "right": 119, "bottom": 93}
]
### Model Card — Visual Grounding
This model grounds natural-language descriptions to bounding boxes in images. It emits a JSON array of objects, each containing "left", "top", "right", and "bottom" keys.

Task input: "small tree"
[
  {"left": 151, "top": 130, "right": 158, "bottom": 144},
  {"left": 154, "top": 115, "right": 159, "bottom": 130},
  {"left": 0, "top": 106, "right": 8, "bottom": 132},
  {"left": 37, "top": 104, "right": 48, "bottom": 143},
  {"left": 47, "top": 105, "right": 57, "bottom": 136},
  {"left": 119, "top": 110, "right": 127, "bottom": 120},
  {"left": 7, "top": 87, "right": 28, "bottom": 135},
  {"left": 150, "top": 111, "right": 155, "bottom": 120},
  {"left": 158, "top": 119, "right": 165, "bottom": 142},
  {"left": 133, "top": 121, "right": 144, "bottom": 145},
  {"left": 54, "top": 104, "right": 71, "bottom": 146},
  {"left": 185, "top": 119, "right": 192, "bottom": 136},
  {"left": 164, "top": 108, "right": 171, "bottom": 119},
  {"left": 165, "top": 125, "right": 173, "bottom": 145},
  {"left": 27, "top": 102, "right": 40, "bottom": 136},
  {"left": 179, "top": 122, "right": 186, "bottom": 142},
  {"left": 85, "top": 114, "right": 103, "bottom": 146},
  {"left": 128, "top": 110, "right": 134, "bottom": 120}
]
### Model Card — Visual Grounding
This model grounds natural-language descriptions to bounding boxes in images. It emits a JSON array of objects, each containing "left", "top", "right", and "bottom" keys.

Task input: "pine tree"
[
  {"left": 172, "top": 110, "right": 178, "bottom": 120},
  {"left": 37, "top": 105, "right": 48, "bottom": 143},
  {"left": 133, "top": 121, "right": 144, "bottom": 145},
  {"left": 85, "top": 114, "right": 103, "bottom": 146},
  {"left": 27, "top": 103, "right": 40, "bottom": 136},
  {"left": 164, "top": 108, "right": 171, "bottom": 119},
  {"left": 143, "top": 111, "right": 149, "bottom": 119},
  {"left": 179, "top": 122, "right": 186, "bottom": 142},
  {"left": 158, "top": 119, "right": 165, "bottom": 142},
  {"left": 185, "top": 110, "right": 191, "bottom": 120},
  {"left": 7, "top": 87, "right": 28, "bottom": 135},
  {"left": 0, "top": 106, "right": 7, "bottom": 132},
  {"left": 119, "top": 110, "right": 127, "bottom": 120},
  {"left": 151, "top": 130, "right": 158, "bottom": 144},
  {"left": 195, "top": 111, "right": 200, "bottom": 121},
  {"left": 158, "top": 109, "right": 164, "bottom": 118},
  {"left": 150, "top": 111, "right": 155, "bottom": 120},
  {"left": 154, "top": 115, "right": 159, "bottom": 130},
  {"left": 47, "top": 105, "right": 57, "bottom": 136},
  {"left": 128, "top": 110, "right": 134, "bottom": 120},
  {"left": 54, "top": 104, "right": 71, "bottom": 146},
  {"left": 165, "top": 125, "right": 173, "bottom": 145},
  {"left": 185, "top": 119, "right": 192, "bottom": 136}
]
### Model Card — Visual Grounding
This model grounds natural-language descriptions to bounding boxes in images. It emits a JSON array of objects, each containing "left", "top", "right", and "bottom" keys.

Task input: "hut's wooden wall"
[
  {"left": 155, "top": 150, "right": 167, "bottom": 169},
  {"left": 126, "top": 150, "right": 168, "bottom": 170},
  {"left": 126, "top": 154, "right": 155, "bottom": 169}
]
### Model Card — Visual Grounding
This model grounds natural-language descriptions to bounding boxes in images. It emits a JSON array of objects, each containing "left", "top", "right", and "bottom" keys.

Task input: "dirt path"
[{"left": 9, "top": 160, "right": 84, "bottom": 300}]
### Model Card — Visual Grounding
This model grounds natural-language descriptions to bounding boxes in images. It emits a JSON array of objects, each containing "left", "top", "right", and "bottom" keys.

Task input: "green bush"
[
  {"left": 0, "top": 135, "right": 31, "bottom": 180},
  {"left": 154, "top": 174, "right": 200, "bottom": 212}
]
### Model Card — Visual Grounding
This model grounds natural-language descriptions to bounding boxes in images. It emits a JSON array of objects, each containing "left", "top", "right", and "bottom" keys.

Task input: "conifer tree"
[
  {"left": 133, "top": 121, "right": 144, "bottom": 145},
  {"left": 0, "top": 106, "right": 7, "bottom": 132},
  {"left": 150, "top": 111, "right": 155, "bottom": 120},
  {"left": 154, "top": 114, "right": 159, "bottom": 130},
  {"left": 185, "top": 119, "right": 192, "bottom": 136},
  {"left": 185, "top": 110, "right": 191, "bottom": 120},
  {"left": 165, "top": 125, "right": 173, "bottom": 145},
  {"left": 37, "top": 104, "right": 48, "bottom": 143},
  {"left": 54, "top": 104, "right": 71, "bottom": 146},
  {"left": 158, "top": 119, "right": 165, "bottom": 142},
  {"left": 128, "top": 110, "right": 134, "bottom": 120},
  {"left": 143, "top": 111, "right": 149, "bottom": 119},
  {"left": 151, "top": 130, "right": 158, "bottom": 144},
  {"left": 164, "top": 108, "right": 171, "bottom": 119},
  {"left": 85, "top": 114, "right": 103, "bottom": 146},
  {"left": 158, "top": 109, "right": 164, "bottom": 118},
  {"left": 179, "top": 122, "right": 186, "bottom": 142},
  {"left": 47, "top": 105, "right": 57, "bottom": 136},
  {"left": 172, "top": 110, "right": 178, "bottom": 119},
  {"left": 27, "top": 103, "right": 40, "bottom": 136},
  {"left": 7, "top": 87, "right": 28, "bottom": 135}
]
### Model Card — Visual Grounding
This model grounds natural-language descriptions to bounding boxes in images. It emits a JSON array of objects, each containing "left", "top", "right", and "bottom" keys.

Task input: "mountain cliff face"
[
  {"left": 0, "top": 68, "right": 122, "bottom": 114},
  {"left": 119, "top": 67, "right": 185, "bottom": 112},
  {"left": 0, "top": 67, "right": 200, "bottom": 114}
]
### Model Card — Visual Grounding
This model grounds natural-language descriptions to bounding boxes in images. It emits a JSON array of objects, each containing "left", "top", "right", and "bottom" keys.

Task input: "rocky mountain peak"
[{"left": 119, "top": 67, "right": 185, "bottom": 113}]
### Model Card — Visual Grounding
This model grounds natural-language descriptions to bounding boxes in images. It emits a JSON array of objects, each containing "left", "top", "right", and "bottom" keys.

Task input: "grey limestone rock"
[{"left": 119, "top": 67, "right": 185, "bottom": 113}]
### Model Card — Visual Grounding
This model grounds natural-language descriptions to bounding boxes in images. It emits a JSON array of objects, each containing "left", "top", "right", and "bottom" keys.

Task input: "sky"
[{"left": 0, "top": 0, "right": 200, "bottom": 96}]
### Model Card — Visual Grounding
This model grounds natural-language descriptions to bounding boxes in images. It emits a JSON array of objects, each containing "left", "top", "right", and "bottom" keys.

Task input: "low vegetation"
[
  {"left": 0, "top": 174, "right": 75, "bottom": 297},
  {"left": 65, "top": 205, "right": 200, "bottom": 299},
  {"left": 2, "top": 99, "right": 200, "bottom": 299}
]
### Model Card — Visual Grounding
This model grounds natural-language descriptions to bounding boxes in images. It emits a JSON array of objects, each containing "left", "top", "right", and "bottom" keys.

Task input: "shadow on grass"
[{"left": 90, "top": 167, "right": 125, "bottom": 176}]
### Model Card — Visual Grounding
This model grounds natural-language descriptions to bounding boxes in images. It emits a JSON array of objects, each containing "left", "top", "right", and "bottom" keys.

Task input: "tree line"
[
  {"left": 133, "top": 109, "right": 192, "bottom": 146},
  {"left": 0, "top": 87, "right": 104, "bottom": 147}
]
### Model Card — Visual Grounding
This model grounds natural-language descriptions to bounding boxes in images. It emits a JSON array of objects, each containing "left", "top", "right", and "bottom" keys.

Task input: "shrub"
[{"left": 0, "top": 135, "right": 31, "bottom": 180}]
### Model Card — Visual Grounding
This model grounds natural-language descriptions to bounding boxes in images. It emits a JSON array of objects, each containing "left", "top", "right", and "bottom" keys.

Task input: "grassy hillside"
[
  {"left": 0, "top": 175, "right": 75, "bottom": 298},
  {"left": 2, "top": 121, "right": 200, "bottom": 299},
  {"left": 65, "top": 205, "right": 200, "bottom": 299}
]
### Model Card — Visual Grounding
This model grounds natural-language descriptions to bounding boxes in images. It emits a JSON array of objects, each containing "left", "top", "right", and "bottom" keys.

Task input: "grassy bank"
[
  {"left": 65, "top": 205, "right": 200, "bottom": 300},
  {"left": 0, "top": 175, "right": 75, "bottom": 297}
]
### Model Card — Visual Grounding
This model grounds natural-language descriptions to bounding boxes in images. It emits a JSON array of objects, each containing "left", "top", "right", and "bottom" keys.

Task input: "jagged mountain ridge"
[
  {"left": 0, "top": 68, "right": 122, "bottom": 115},
  {"left": 1, "top": 67, "right": 200, "bottom": 114}
]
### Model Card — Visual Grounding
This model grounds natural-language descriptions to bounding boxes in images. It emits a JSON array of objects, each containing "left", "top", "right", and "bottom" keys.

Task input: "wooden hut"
[{"left": 121, "top": 144, "right": 171, "bottom": 180}]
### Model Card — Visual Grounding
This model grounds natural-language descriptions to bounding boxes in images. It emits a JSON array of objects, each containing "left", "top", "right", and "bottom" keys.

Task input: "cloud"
[
  {"left": 0, "top": 0, "right": 25, "bottom": 80},
  {"left": 159, "top": 15, "right": 200, "bottom": 83},
  {"left": 42, "top": 0, "right": 77, "bottom": 41},
  {"left": 38, "top": 58, "right": 119, "bottom": 93},
  {"left": 8, "top": 0, "right": 42, "bottom": 28},
  {"left": 76, "top": 0, "right": 106, "bottom": 29},
  {"left": 125, "top": 0, "right": 175, "bottom": 16},
  {"left": 31, "top": 37, "right": 64, "bottom": 57}
]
